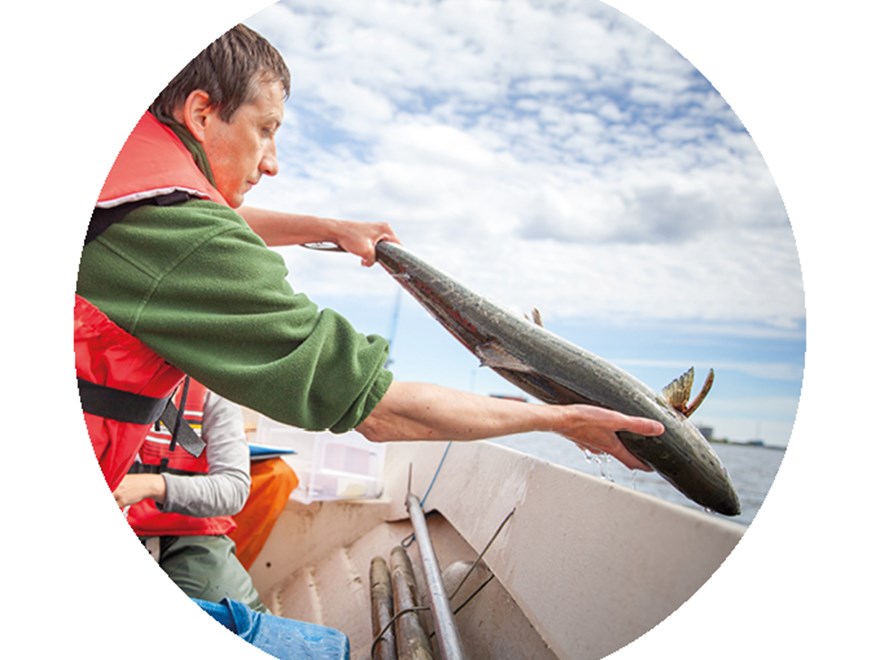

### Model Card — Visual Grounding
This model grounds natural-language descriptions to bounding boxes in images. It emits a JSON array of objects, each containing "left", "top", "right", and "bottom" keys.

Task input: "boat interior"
[{"left": 245, "top": 440, "right": 744, "bottom": 660}]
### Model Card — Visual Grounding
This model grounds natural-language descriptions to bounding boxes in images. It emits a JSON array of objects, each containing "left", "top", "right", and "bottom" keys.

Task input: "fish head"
[{"left": 619, "top": 407, "right": 741, "bottom": 517}]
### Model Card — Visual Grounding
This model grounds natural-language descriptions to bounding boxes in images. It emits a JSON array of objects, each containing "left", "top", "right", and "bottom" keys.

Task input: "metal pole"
[{"left": 405, "top": 493, "right": 466, "bottom": 660}]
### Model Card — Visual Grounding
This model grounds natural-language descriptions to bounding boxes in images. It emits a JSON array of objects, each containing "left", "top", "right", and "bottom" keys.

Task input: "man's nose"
[{"left": 261, "top": 143, "right": 279, "bottom": 177}]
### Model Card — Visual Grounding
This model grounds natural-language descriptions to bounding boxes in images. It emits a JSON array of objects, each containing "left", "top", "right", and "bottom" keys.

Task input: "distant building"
[
  {"left": 697, "top": 425, "right": 714, "bottom": 441},
  {"left": 489, "top": 393, "right": 529, "bottom": 403}
]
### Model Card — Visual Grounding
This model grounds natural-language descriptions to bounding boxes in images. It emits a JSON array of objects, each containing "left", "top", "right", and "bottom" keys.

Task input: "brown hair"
[{"left": 150, "top": 24, "right": 291, "bottom": 123}]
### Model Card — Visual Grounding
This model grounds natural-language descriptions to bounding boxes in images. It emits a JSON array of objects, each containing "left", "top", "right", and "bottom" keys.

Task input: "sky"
[{"left": 243, "top": 0, "right": 805, "bottom": 447}]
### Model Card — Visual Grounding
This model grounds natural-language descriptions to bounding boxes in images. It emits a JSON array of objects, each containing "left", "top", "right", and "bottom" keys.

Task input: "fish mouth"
[
  {"left": 717, "top": 498, "right": 741, "bottom": 517},
  {"left": 697, "top": 489, "right": 741, "bottom": 517}
]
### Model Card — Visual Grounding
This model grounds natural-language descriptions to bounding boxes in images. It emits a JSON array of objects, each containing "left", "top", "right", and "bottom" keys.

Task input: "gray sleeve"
[{"left": 161, "top": 391, "right": 252, "bottom": 517}]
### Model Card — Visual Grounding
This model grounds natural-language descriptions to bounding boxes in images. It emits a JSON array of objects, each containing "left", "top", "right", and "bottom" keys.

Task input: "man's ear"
[{"left": 179, "top": 89, "right": 214, "bottom": 143}]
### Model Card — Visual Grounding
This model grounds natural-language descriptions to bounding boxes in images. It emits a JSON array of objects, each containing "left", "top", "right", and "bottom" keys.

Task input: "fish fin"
[
  {"left": 661, "top": 367, "right": 695, "bottom": 413},
  {"left": 531, "top": 307, "right": 543, "bottom": 327},
  {"left": 683, "top": 368, "right": 714, "bottom": 417},
  {"left": 475, "top": 341, "right": 534, "bottom": 372},
  {"left": 522, "top": 307, "right": 544, "bottom": 327}
]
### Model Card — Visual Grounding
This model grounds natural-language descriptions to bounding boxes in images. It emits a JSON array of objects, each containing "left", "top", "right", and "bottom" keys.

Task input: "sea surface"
[{"left": 489, "top": 432, "right": 786, "bottom": 527}]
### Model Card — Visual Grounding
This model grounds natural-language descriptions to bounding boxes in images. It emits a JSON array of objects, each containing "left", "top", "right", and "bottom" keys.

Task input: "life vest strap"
[
  {"left": 77, "top": 379, "right": 206, "bottom": 457},
  {"left": 128, "top": 462, "right": 201, "bottom": 477}
]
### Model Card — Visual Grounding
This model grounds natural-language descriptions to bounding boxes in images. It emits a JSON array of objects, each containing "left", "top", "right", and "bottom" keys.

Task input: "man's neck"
[{"left": 161, "top": 118, "right": 218, "bottom": 188}]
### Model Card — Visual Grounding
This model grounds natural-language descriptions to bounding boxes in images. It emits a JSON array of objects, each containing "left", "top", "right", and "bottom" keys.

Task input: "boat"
[{"left": 241, "top": 416, "right": 744, "bottom": 660}]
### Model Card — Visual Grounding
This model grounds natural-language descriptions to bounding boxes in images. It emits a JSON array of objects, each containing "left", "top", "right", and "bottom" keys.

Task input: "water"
[{"left": 490, "top": 432, "right": 786, "bottom": 527}]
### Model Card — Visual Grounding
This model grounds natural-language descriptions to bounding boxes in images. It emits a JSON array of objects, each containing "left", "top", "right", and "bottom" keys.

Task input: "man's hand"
[
  {"left": 555, "top": 404, "right": 663, "bottom": 471},
  {"left": 334, "top": 219, "right": 399, "bottom": 267},
  {"left": 112, "top": 473, "right": 167, "bottom": 509}
]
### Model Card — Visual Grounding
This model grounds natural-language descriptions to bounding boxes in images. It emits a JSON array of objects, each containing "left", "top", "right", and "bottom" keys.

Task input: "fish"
[{"left": 374, "top": 241, "right": 741, "bottom": 517}]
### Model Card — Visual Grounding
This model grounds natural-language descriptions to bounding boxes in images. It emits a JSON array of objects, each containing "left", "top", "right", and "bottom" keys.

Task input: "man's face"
[{"left": 201, "top": 79, "right": 285, "bottom": 208}]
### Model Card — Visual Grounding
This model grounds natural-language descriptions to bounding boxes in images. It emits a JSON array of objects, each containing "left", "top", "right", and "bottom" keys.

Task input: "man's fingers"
[
  {"left": 627, "top": 417, "right": 664, "bottom": 437},
  {"left": 607, "top": 410, "right": 663, "bottom": 438}
]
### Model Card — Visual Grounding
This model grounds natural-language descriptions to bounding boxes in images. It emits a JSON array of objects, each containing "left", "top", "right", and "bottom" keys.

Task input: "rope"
[
  {"left": 370, "top": 606, "right": 431, "bottom": 659},
  {"left": 448, "top": 508, "right": 515, "bottom": 601},
  {"left": 420, "top": 440, "right": 453, "bottom": 508}
]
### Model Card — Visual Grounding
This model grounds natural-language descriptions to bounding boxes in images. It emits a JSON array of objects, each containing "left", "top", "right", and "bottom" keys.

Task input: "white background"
[{"left": 2, "top": 0, "right": 875, "bottom": 657}]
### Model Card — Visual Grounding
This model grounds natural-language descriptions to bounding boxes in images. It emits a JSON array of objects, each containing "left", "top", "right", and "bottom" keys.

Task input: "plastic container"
[{"left": 253, "top": 416, "right": 386, "bottom": 504}]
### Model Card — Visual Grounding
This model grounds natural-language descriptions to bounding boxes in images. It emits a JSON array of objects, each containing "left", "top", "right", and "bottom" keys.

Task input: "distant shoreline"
[{"left": 709, "top": 438, "right": 786, "bottom": 451}]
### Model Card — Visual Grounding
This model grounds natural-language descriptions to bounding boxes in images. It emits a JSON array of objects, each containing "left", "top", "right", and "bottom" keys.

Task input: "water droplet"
[{"left": 599, "top": 453, "right": 614, "bottom": 482}]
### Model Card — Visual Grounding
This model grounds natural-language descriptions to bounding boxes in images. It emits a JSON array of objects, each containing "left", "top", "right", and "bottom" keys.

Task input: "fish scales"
[{"left": 376, "top": 241, "right": 741, "bottom": 517}]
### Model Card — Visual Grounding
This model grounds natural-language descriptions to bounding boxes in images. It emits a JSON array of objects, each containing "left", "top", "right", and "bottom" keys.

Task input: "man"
[
  {"left": 76, "top": 24, "right": 661, "bottom": 505},
  {"left": 112, "top": 378, "right": 269, "bottom": 611}
]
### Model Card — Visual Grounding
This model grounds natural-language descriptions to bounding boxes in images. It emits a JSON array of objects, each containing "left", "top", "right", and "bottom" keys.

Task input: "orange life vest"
[
  {"left": 98, "top": 112, "right": 226, "bottom": 208},
  {"left": 75, "top": 295, "right": 190, "bottom": 492},
  {"left": 229, "top": 458, "right": 298, "bottom": 570},
  {"left": 126, "top": 380, "right": 237, "bottom": 537},
  {"left": 76, "top": 111, "right": 227, "bottom": 492}
]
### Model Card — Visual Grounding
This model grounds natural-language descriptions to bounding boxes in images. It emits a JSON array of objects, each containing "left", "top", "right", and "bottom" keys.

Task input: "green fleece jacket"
[{"left": 77, "top": 150, "right": 391, "bottom": 433}]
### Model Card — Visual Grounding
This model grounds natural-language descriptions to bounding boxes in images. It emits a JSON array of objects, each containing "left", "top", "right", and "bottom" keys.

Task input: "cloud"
[
  {"left": 614, "top": 358, "right": 804, "bottom": 382},
  {"left": 246, "top": 0, "right": 804, "bottom": 336}
]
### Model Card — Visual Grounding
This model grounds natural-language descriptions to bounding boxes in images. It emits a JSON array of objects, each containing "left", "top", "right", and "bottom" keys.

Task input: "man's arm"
[
  {"left": 161, "top": 392, "right": 251, "bottom": 516},
  {"left": 238, "top": 207, "right": 399, "bottom": 266},
  {"left": 112, "top": 393, "right": 251, "bottom": 514},
  {"left": 356, "top": 381, "right": 663, "bottom": 471}
]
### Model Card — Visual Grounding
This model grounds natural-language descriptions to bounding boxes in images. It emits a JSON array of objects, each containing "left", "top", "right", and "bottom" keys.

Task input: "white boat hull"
[{"left": 248, "top": 440, "right": 744, "bottom": 659}]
